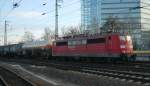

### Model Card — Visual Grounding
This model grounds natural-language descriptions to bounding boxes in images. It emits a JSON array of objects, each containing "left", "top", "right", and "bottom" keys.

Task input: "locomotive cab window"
[{"left": 87, "top": 38, "right": 105, "bottom": 44}]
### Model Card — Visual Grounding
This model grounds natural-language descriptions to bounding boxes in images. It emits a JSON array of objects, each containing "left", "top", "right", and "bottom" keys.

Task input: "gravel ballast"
[{"left": 21, "top": 64, "right": 147, "bottom": 86}]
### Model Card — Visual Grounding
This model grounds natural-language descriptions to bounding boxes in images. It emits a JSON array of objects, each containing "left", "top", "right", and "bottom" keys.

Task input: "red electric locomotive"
[{"left": 52, "top": 33, "right": 134, "bottom": 61}]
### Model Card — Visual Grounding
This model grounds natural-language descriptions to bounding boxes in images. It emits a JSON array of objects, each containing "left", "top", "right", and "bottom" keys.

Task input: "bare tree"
[
  {"left": 91, "top": 17, "right": 100, "bottom": 34},
  {"left": 61, "top": 25, "right": 82, "bottom": 36},
  {"left": 101, "top": 16, "right": 124, "bottom": 33},
  {"left": 22, "top": 31, "right": 34, "bottom": 42},
  {"left": 101, "top": 16, "right": 141, "bottom": 34},
  {"left": 41, "top": 27, "right": 55, "bottom": 42}
]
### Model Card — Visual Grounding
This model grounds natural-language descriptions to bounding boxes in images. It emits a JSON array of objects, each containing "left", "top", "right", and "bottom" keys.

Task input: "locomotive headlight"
[{"left": 126, "top": 36, "right": 131, "bottom": 41}]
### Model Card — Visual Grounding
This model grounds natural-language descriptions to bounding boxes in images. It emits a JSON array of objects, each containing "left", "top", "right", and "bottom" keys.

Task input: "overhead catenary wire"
[
  {"left": 1, "top": 0, "right": 81, "bottom": 44},
  {"left": 41, "top": 0, "right": 81, "bottom": 30},
  {"left": 3, "top": 8, "right": 15, "bottom": 19},
  {"left": 2, "top": 0, "right": 23, "bottom": 45},
  {"left": 3, "top": 0, "right": 24, "bottom": 19},
  {"left": 18, "top": 0, "right": 23, "bottom": 3},
  {"left": 41, "top": 0, "right": 80, "bottom": 15}
]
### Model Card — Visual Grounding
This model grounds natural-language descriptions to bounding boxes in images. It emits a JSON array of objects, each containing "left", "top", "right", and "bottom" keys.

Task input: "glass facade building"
[
  {"left": 81, "top": 0, "right": 101, "bottom": 33},
  {"left": 81, "top": 0, "right": 150, "bottom": 49}
]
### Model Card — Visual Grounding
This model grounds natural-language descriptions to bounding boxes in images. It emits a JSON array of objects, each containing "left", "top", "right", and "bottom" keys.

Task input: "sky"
[{"left": 0, "top": 0, "right": 81, "bottom": 45}]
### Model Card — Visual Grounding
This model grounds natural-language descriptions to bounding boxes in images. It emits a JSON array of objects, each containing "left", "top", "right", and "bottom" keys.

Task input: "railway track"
[
  {"left": 34, "top": 60, "right": 150, "bottom": 74},
  {"left": 38, "top": 61, "right": 150, "bottom": 85},
  {"left": 0, "top": 66, "right": 34, "bottom": 86},
  {"left": 77, "top": 62, "right": 150, "bottom": 73},
  {"left": 0, "top": 76, "right": 8, "bottom": 86},
  {"left": 1, "top": 58, "right": 150, "bottom": 85},
  {"left": 35, "top": 62, "right": 150, "bottom": 86},
  {"left": 81, "top": 68, "right": 150, "bottom": 84}
]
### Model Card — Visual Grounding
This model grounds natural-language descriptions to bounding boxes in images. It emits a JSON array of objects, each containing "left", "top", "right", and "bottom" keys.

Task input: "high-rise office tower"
[{"left": 81, "top": 0, "right": 150, "bottom": 49}]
